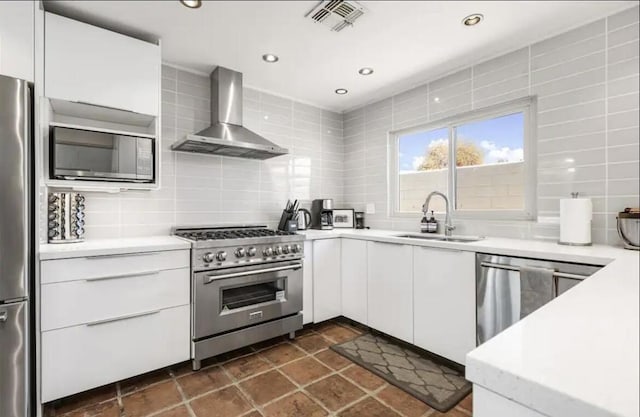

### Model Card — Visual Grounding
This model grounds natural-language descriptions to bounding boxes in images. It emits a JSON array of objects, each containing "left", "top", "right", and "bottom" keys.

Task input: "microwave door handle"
[{"left": 204, "top": 263, "right": 302, "bottom": 284}]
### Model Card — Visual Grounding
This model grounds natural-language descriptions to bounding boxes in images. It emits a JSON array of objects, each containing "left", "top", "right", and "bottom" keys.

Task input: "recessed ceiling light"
[
  {"left": 335, "top": 88, "right": 348, "bottom": 95},
  {"left": 462, "top": 13, "right": 483, "bottom": 26},
  {"left": 433, "top": 97, "right": 440, "bottom": 103},
  {"left": 358, "top": 67, "right": 374, "bottom": 75},
  {"left": 262, "top": 54, "right": 279, "bottom": 63},
  {"left": 180, "top": 0, "right": 201, "bottom": 9}
]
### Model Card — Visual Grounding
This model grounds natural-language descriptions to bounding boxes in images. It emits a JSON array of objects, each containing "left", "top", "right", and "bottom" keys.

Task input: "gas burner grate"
[{"left": 176, "top": 228, "right": 296, "bottom": 241}]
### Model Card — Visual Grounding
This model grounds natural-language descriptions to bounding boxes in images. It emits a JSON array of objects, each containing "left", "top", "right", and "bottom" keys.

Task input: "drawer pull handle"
[
  {"left": 84, "top": 252, "right": 156, "bottom": 260},
  {"left": 84, "top": 270, "right": 160, "bottom": 282},
  {"left": 86, "top": 310, "right": 160, "bottom": 327}
]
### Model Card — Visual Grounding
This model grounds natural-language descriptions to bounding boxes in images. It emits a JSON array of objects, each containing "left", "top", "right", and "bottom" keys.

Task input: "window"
[{"left": 391, "top": 98, "right": 535, "bottom": 220}]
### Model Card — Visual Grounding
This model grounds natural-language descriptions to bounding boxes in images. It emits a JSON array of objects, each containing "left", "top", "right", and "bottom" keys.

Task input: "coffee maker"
[
  {"left": 311, "top": 199, "right": 334, "bottom": 230},
  {"left": 355, "top": 212, "right": 365, "bottom": 229}
]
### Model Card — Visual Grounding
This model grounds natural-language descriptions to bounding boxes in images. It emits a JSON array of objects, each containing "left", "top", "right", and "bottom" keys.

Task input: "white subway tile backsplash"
[
  {"left": 608, "top": 6, "right": 640, "bottom": 30},
  {"left": 531, "top": 67, "right": 605, "bottom": 96},
  {"left": 531, "top": 19, "right": 605, "bottom": 56},
  {"left": 473, "top": 74, "right": 529, "bottom": 102},
  {"left": 607, "top": 109, "right": 640, "bottom": 130},
  {"left": 607, "top": 143, "right": 640, "bottom": 163},
  {"left": 531, "top": 35, "right": 605, "bottom": 71},
  {"left": 607, "top": 57, "right": 640, "bottom": 81},
  {"left": 532, "top": 51, "right": 605, "bottom": 86},
  {"left": 608, "top": 39, "right": 640, "bottom": 65},
  {"left": 607, "top": 22, "right": 639, "bottom": 47},
  {"left": 608, "top": 126, "right": 640, "bottom": 146},
  {"left": 538, "top": 100, "right": 605, "bottom": 126}
]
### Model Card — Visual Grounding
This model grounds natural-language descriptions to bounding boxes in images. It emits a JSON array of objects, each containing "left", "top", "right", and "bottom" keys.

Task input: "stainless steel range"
[{"left": 174, "top": 225, "right": 304, "bottom": 370}]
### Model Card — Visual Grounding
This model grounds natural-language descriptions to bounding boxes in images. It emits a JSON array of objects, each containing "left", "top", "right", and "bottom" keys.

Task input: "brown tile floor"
[{"left": 44, "top": 320, "right": 473, "bottom": 417}]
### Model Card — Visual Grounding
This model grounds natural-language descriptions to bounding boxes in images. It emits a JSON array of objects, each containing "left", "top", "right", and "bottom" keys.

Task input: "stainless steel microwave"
[{"left": 50, "top": 126, "right": 155, "bottom": 183}]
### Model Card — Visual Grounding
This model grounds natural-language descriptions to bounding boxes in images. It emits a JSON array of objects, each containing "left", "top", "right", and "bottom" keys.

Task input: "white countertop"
[
  {"left": 300, "top": 228, "right": 639, "bottom": 417},
  {"left": 39, "top": 236, "right": 191, "bottom": 260},
  {"left": 300, "top": 228, "right": 620, "bottom": 265}
]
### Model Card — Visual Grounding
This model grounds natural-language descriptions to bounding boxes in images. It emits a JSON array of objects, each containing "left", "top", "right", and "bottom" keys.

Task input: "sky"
[{"left": 399, "top": 112, "right": 525, "bottom": 172}]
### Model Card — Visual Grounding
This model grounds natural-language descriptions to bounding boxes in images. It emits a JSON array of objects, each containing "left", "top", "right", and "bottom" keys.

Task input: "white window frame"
[{"left": 389, "top": 96, "right": 537, "bottom": 221}]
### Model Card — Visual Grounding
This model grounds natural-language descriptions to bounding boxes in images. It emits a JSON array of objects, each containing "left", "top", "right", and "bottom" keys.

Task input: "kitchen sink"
[{"left": 394, "top": 234, "right": 484, "bottom": 243}]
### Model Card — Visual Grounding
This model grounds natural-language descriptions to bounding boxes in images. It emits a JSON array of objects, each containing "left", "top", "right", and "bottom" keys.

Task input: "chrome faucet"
[{"left": 422, "top": 191, "right": 456, "bottom": 236}]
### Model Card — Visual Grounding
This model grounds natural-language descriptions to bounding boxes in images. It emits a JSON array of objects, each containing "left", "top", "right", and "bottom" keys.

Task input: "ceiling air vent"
[{"left": 305, "top": 0, "right": 366, "bottom": 32}]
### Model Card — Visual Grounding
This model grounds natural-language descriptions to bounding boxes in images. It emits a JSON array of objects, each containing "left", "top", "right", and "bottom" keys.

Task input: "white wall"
[
  {"left": 80, "top": 65, "right": 343, "bottom": 238},
  {"left": 343, "top": 6, "right": 639, "bottom": 245}
]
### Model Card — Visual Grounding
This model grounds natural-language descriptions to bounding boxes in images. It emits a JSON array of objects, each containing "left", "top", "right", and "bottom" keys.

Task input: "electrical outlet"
[{"left": 366, "top": 203, "right": 375, "bottom": 214}]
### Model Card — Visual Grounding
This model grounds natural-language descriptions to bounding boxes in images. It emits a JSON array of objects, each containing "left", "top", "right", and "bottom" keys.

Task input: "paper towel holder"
[{"left": 558, "top": 192, "right": 593, "bottom": 246}]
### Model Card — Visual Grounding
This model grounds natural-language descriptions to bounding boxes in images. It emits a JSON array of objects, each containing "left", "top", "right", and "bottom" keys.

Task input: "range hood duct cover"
[{"left": 171, "top": 66, "right": 288, "bottom": 160}]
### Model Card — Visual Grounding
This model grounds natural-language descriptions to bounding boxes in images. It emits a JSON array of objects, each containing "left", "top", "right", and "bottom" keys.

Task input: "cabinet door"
[
  {"left": 45, "top": 12, "right": 160, "bottom": 115},
  {"left": 302, "top": 241, "right": 314, "bottom": 325},
  {"left": 367, "top": 241, "right": 413, "bottom": 343},
  {"left": 0, "top": 1, "right": 34, "bottom": 81},
  {"left": 312, "top": 239, "right": 341, "bottom": 322},
  {"left": 413, "top": 246, "right": 475, "bottom": 365},
  {"left": 341, "top": 239, "right": 367, "bottom": 325}
]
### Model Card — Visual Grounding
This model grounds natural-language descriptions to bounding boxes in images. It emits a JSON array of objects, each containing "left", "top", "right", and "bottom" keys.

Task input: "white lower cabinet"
[
  {"left": 341, "top": 239, "right": 367, "bottom": 325},
  {"left": 302, "top": 241, "right": 314, "bottom": 324},
  {"left": 42, "top": 305, "right": 190, "bottom": 402},
  {"left": 312, "top": 239, "right": 342, "bottom": 322},
  {"left": 40, "top": 249, "right": 190, "bottom": 402},
  {"left": 413, "top": 246, "right": 476, "bottom": 365},
  {"left": 367, "top": 241, "right": 414, "bottom": 343}
]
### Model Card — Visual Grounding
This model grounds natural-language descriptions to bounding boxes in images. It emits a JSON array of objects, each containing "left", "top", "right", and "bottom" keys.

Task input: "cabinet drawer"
[
  {"left": 42, "top": 304, "right": 190, "bottom": 402},
  {"left": 41, "top": 267, "right": 190, "bottom": 331},
  {"left": 41, "top": 250, "right": 189, "bottom": 284}
]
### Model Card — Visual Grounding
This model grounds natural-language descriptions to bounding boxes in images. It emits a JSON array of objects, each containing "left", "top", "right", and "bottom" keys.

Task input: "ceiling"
[{"left": 45, "top": 0, "right": 636, "bottom": 112}]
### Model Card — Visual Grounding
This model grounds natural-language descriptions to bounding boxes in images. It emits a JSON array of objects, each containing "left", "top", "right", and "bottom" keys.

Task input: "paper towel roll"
[{"left": 559, "top": 197, "right": 593, "bottom": 245}]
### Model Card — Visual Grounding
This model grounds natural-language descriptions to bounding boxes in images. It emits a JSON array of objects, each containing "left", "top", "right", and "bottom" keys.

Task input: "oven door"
[{"left": 194, "top": 260, "right": 303, "bottom": 339}]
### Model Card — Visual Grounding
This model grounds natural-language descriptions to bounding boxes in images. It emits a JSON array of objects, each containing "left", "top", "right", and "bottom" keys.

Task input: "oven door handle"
[{"left": 204, "top": 262, "right": 303, "bottom": 284}]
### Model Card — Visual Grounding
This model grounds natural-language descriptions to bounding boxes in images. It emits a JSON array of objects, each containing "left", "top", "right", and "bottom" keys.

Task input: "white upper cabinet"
[
  {"left": 341, "top": 239, "right": 367, "bottom": 325},
  {"left": 413, "top": 246, "right": 476, "bottom": 365},
  {"left": 367, "top": 241, "right": 414, "bottom": 343},
  {"left": 312, "top": 239, "right": 342, "bottom": 322},
  {"left": 44, "top": 12, "right": 160, "bottom": 116},
  {"left": 0, "top": 1, "right": 34, "bottom": 81}
]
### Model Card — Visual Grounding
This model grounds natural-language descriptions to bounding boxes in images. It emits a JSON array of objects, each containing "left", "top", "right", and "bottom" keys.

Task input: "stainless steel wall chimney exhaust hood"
[{"left": 171, "top": 67, "right": 288, "bottom": 160}]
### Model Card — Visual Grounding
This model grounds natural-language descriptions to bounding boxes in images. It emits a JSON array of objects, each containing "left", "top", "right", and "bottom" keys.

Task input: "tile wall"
[
  {"left": 80, "top": 67, "right": 344, "bottom": 239},
  {"left": 77, "top": 6, "right": 638, "bottom": 244},
  {"left": 343, "top": 6, "right": 639, "bottom": 244}
]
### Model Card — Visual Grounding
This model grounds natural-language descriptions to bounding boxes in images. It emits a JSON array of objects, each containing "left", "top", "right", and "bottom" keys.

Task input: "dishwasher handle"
[{"left": 479, "top": 262, "right": 588, "bottom": 280}]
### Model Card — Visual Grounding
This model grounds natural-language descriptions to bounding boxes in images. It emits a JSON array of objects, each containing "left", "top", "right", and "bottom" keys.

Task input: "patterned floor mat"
[{"left": 331, "top": 333, "right": 471, "bottom": 412}]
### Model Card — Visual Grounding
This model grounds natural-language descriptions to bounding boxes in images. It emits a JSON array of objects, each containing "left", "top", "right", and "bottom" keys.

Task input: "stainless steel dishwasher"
[{"left": 476, "top": 253, "right": 601, "bottom": 345}]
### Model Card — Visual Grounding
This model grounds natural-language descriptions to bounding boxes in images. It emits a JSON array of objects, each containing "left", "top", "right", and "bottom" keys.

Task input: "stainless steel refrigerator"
[{"left": 0, "top": 74, "right": 32, "bottom": 417}]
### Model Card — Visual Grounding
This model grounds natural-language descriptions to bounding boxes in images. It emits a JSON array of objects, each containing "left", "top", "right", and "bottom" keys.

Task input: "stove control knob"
[
  {"left": 235, "top": 247, "right": 246, "bottom": 258},
  {"left": 293, "top": 244, "right": 302, "bottom": 253},
  {"left": 263, "top": 247, "right": 273, "bottom": 257},
  {"left": 274, "top": 246, "right": 283, "bottom": 255},
  {"left": 203, "top": 252, "right": 215, "bottom": 263},
  {"left": 216, "top": 251, "right": 227, "bottom": 262},
  {"left": 282, "top": 245, "right": 291, "bottom": 254},
  {"left": 247, "top": 247, "right": 257, "bottom": 257}
]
